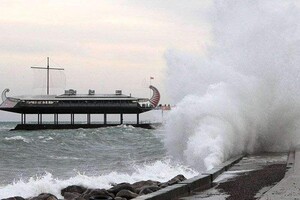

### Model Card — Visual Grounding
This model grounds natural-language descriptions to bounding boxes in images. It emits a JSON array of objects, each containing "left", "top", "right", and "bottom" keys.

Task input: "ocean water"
[{"left": 0, "top": 122, "right": 197, "bottom": 199}]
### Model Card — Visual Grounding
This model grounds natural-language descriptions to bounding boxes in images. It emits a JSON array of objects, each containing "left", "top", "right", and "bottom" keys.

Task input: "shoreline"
[{"left": 2, "top": 174, "right": 187, "bottom": 200}]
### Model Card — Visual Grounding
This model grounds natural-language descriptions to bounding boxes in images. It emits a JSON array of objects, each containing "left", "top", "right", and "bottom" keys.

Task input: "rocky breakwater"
[{"left": 2, "top": 175, "right": 186, "bottom": 200}]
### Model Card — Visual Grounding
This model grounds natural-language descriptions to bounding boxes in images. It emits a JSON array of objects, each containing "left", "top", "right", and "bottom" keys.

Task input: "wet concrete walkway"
[{"left": 181, "top": 153, "right": 288, "bottom": 200}]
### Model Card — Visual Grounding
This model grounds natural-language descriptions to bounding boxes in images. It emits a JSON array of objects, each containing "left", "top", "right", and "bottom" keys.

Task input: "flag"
[{"left": 150, "top": 77, "right": 154, "bottom": 79}]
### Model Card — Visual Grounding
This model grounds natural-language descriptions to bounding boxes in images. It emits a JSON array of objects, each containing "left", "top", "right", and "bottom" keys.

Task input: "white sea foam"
[
  {"left": 5, "top": 136, "right": 31, "bottom": 143},
  {"left": 38, "top": 136, "right": 54, "bottom": 142},
  {"left": 165, "top": 0, "right": 300, "bottom": 171},
  {"left": 0, "top": 159, "right": 197, "bottom": 199},
  {"left": 47, "top": 155, "right": 80, "bottom": 160}
]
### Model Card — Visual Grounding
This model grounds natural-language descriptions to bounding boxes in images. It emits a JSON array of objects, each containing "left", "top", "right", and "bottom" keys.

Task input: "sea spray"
[{"left": 165, "top": 0, "right": 300, "bottom": 171}]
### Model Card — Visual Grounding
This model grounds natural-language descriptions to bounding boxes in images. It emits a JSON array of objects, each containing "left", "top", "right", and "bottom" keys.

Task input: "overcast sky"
[{"left": 0, "top": 0, "right": 211, "bottom": 121}]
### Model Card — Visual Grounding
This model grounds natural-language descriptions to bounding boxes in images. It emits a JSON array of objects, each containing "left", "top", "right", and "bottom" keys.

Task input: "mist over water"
[{"left": 165, "top": 0, "right": 300, "bottom": 171}]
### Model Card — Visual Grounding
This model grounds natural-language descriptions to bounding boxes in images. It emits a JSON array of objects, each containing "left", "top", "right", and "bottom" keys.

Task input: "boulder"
[
  {"left": 80, "top": 189, "right": 114, "bottom": 200},
  {"left": 89, "top": 195, "right": 114, "bottom": 200},
  {"left": 28, "top": 193, "right": 58, "bottom": 200},
  {"left": 1, "top": 197, "right": 25, "bottom": 200},
  {"left": 107, "top": 183, "right": 135, "bottom": 195},
  {"left": 61, "top": 185, "right": 87, "bottom": 196},
  {"left": 116, "top": 190, "right": 138, "bottom": 199},
  {"left": 166, "top": 174, "right": 186, "bottom": 186},
  {"left": 62, "top": 192, "right": 80, "bottom": 200},
  {"left": 114, "top": 197, "right": 127, "bottom": 200},
  {"left": 158, "top": 182, "right": 168, "bottom": 188},
  {"left": 131, "top": 180, "right": 160, "bottom": 193},
  {"left": 139, "top": 186, "right": 160, "bottom": 195}
]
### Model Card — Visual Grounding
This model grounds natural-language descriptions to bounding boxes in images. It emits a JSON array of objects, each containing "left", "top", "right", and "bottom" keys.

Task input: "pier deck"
[
  {"left": 134, "top": 152, "right": 292, "bottom": 200},
  {"left": 181, "top": 153, "right": 288, "bottom": 200}
]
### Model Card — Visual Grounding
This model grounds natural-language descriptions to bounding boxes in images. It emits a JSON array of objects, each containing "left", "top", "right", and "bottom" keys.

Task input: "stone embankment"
[
  {"left": 1, "top": 175, "right": 186, "bottom": 200},
  {"left": 1, "top": 155, "right": 245, "bottom": 200}
]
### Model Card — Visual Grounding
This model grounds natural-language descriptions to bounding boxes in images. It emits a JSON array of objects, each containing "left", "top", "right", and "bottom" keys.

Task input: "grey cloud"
[{"left": 0, "top": 22, "right": 87, "bottom": 55}]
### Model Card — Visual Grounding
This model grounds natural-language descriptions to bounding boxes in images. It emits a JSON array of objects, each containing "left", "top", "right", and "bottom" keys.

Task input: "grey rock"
[
  {"left": 62, "top": 192, "right": 80, "bottom": 200},
  {"left": 61, "top": 185, "right": 87, "bottom": 196},
  {"left": 131, "top": 180, "right": 160, "bottom": 193},
  {"left": 138, "top": 187, "right": 152, "bottom": 195},
  {"left": 116, "top": 190, "right": 138, "bottom": 199},
  {"left": 1, "top": 197, "right": 25, "bottom": 200},
  {"left": 158, "top": 182, "right": 168, "bottom": 188},
  {"left": 114, "top": 197, "right": 127, "bottom": 200},
  {"left": 166, "top": 174, "right": 186, "bottom": 186},
  {"left": 139, "top": 186, "right": 160, "bottom": 195},
  {"left": 107, "top": 183, "right": 135, "bottom": 195},
  {"left": 28, "top": 193, "right": 58, "bottom": 200},
  {"left": 80, "top": 189, "right": 114, "bottom": 200},
  {"left": 89, "top": 195, "right": 113, "bottom": 200}
]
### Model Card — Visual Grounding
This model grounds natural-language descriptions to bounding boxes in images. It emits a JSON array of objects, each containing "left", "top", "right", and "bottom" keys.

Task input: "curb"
[
  {"left": 202, "top": 155, "right": 244, "bottom": 182},
  {"left": 294, "top": 145, "right": 300, "bottom": 175},
  {"left": 133, "top": 184, "right": 189, "bottom": 200},
  {"left": 133, "top": 154, "right": 244, "bottom": 200},
  {"left": 284, "top": 149, "right": 295, "bottom": 178}
]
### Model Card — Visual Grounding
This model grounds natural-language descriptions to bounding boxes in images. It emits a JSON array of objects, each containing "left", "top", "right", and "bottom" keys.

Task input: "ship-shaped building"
[
  {"left": 0, "top": 86, "right": 160, "bottom": 130},
  {"left": 0, "top": 58, "right": 160, "bottom": 130}
]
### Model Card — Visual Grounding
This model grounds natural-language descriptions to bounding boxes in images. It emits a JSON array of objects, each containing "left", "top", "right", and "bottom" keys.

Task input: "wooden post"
[
  {"left": 104, "top": 113, "right": 107, "bottom": 125},
  {"left": 137, "top": 113, "right": 139, "bottom": 125},
  {"left": 87, "top": 114, "right": 91, "bottom": 124},
  {"left": 54, "top": 114, "right": 58, "bottom": 125},
  {"left": 120, "top": 113, "right": 123, "bottom": 124},
  {"left": 38, "top": 114, "right": 43, "bottom": 124},
  {"left": 71, "top": 113, "right": 74, "bottom": 125}
]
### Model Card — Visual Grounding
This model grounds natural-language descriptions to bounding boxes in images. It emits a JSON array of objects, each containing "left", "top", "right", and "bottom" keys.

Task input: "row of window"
[
  {"left": 24, "top": 100, "right": 137, "bottom": 105},
  {"left": 25, "top": 101, "right": 58, "bottom": 105}
]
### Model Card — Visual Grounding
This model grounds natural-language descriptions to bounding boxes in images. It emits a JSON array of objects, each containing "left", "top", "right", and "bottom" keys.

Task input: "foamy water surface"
[{"left": 0, "top": 122, "right": 197, "bottom": 199}]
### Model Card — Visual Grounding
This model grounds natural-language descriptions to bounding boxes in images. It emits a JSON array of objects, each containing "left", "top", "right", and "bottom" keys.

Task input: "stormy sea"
[
  {"left": 0, "top": 121, "right": 197, "bottom": 199},
  {"left": 2, "top": 0, "right": 300, "bottom": 199}
]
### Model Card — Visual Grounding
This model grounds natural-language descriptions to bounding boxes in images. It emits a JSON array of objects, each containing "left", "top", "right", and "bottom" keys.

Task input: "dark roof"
[{"left": 12, "top": 94, "right": 144, "bottom": 101}]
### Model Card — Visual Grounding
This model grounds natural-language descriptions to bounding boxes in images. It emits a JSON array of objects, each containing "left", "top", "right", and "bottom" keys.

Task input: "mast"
[
  {"left": 47, "top": 57, "right": 49, "bottom": 95},
  {"left": 31, "top": 57, "right": 64, "bottom": 95}
]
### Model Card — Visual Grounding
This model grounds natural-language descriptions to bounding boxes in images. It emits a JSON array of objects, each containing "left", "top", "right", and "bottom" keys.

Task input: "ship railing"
[
  {"left": 101, "top": 120, "right": 152, "bottom": 124},
  {"left": 23, "top": 120, "right": 152, "bottom": 125}
]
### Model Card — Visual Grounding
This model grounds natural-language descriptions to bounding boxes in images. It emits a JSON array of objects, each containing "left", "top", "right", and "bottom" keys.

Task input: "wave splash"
[
  {"left": 0, "top": 159, "right": 197, "bottom": 199},
  {"left": 5, "top": 136, "right": 31, "bottom": 143},
  {"left": 165, "top": 0, "right": 300, "bottom": 171}
]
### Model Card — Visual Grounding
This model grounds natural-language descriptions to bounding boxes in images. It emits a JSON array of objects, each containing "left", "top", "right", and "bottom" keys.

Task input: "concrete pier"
[
  {"left": 259, "top": 147, "right": 300, "bottom": 200},
  {"left": 133, "top": 155, "right": 244, "bottom": 200},
  {"left": 182, "top": 153, "right": 288, "bottom": 200},
  {"left": 13, "top": 112, "right": 158, "bottom": 130},
  {"left": 133, "top": 152, "right": 292, "bottom": 200},
  {"left": 12, "top": 123, "right": 161, "bottom": 130}
]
